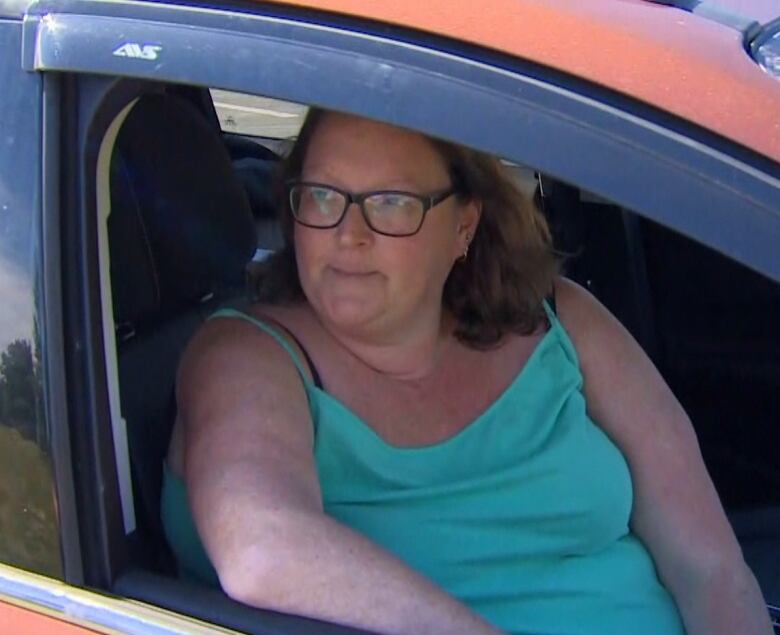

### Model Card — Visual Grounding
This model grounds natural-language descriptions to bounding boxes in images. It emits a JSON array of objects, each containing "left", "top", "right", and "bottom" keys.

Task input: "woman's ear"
[
  {"left": 452, "top": 198, "right": 481, "bottom": 263},
  {"left": 457, "top": 198, "right": 482, "bottom": 245}
]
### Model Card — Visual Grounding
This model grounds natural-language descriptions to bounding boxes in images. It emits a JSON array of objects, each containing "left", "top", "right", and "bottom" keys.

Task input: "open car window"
[{"left": 88, "top": 84, "right": 780, "bottom": 635}]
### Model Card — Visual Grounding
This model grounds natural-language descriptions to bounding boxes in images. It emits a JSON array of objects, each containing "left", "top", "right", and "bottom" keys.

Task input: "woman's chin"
[{"left": 318, "top": 295, "right": 385, "bottom": 332}]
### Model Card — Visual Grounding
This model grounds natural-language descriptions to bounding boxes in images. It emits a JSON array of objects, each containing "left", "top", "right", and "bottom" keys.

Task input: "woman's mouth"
[{"left": 329, "top": 266, "right": 377, "bottom": 278}]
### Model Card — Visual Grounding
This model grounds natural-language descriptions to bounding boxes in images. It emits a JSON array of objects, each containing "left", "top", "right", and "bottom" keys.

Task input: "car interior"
[{"left": 100, "top": 83, "right": 780, "bottom": 631}]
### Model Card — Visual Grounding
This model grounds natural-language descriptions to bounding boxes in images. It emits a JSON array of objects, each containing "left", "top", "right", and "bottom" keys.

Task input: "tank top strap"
[
  {"left": 546, "top": 285, "right": 557, "bottom": 316},
  {"left": 208, "top": 307, "right": 315, "bottom": 387},
  {"left": 542, "top": 297, "right": 557, "bottom": 324},
  {"left": 541, "top": 298, "right": 582, "bottom": 370}
]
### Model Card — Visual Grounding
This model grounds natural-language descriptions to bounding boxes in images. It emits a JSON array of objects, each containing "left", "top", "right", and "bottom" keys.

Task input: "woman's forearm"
[
  {"left": 675, "top": 562, "right": 772, "bottom": 635},
  {"left": 209, "top": 505, "right": 502, "bottom": 635}
]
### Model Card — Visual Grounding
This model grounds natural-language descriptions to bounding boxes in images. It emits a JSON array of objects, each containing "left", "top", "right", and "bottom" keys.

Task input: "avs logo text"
[{"left": 113, "top": 43, "right": 163, "bottom": 61}]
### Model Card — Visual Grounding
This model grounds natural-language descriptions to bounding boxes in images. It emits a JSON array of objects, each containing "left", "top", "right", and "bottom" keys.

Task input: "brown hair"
[{"left": 254, "top": 108, "right": 558, "bottom": 348}]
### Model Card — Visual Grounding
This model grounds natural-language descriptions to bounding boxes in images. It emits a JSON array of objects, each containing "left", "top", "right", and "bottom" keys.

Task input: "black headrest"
[{"left": 109, "top": 93, "right": 256, "bottom": 333}]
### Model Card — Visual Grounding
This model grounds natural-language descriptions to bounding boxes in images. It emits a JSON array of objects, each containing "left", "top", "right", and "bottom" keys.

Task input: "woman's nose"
[{"left": 335, "top": 202, "right": 373, "bottom": 246}]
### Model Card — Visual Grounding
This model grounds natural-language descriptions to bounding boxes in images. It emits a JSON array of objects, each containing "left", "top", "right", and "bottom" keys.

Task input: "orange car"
[{"left": 0, "top": 0, "right": 778, "bottom": 632}]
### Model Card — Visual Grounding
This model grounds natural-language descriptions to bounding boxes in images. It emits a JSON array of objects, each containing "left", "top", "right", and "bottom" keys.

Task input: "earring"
[{"left": 459, "top": 233, "right": 472, "bottom": 262}]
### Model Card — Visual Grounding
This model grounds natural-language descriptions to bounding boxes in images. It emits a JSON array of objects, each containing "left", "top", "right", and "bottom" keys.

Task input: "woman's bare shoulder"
[
  {"left": 183, "top": 301, "right": 310, "bottom": 353},
  {"left": 552, "top": 276, "right": 618, "bottom": 354},
  {"left": 168, "top": 303, "right": 317, "bottom": 474},
  {"left": 174, "top": 300, "right": 319, "bottom": 469},
  {"left": 553, "top": 276, "right": 597, "bottom": 318},
  {"left": 177, "top": 301, "right": 316, "bottom": 401}
]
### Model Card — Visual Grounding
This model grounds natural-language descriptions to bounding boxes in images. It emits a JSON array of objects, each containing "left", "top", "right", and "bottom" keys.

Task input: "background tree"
[{"left": 0, "top": 338, "right": 37, "bottom": 440}]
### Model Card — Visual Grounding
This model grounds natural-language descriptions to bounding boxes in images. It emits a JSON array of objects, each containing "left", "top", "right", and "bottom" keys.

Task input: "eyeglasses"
[{"left": 287, "top": 181, "right": 456, "bottom": 237}]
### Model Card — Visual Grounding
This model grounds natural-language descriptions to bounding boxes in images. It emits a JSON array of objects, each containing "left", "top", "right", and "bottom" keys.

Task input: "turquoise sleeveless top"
[{"left": 161, "top": 306, "right": 684, "bottom": 635}]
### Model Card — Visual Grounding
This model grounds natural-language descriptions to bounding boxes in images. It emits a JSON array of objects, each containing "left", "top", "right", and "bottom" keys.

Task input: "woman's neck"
[{"left": 316, "top": 307, "right": 457, "bottom": 382}]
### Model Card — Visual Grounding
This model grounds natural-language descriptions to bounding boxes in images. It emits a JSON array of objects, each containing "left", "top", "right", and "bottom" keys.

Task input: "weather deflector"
[{"left": 21, "top": 0, "right": 780, "bottom": 282}]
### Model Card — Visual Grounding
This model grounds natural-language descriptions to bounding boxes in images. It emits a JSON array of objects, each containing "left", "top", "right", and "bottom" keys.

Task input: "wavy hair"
[{"left": 254, "top": 108, "right": 558, "bottom": 348}]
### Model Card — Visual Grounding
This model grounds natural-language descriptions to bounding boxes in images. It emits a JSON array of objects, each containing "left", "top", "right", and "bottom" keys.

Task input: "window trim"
[
  {"left": 40, "top": 72, "right": 84, "bottom": 584},
  {"left": 54, "top": 74, "right": 147, "bottom": 589}
]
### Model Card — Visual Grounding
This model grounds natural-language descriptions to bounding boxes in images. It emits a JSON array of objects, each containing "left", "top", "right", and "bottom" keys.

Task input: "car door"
[{"left": 4, "top": 0, "right": 780, "bottom": 632}]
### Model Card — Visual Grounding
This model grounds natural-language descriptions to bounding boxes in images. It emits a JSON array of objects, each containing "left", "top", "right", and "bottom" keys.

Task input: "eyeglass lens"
[{"left": 291, "top": 184, "right": 425, "bottom": 236}]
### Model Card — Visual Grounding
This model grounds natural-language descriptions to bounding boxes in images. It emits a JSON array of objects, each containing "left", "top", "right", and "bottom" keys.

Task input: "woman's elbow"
[
  {"left": 216, "top": 541, "right": 289, "bottom": 608},
  {"left": 211, "top": 514, "right": 316, "bottom": 610}
]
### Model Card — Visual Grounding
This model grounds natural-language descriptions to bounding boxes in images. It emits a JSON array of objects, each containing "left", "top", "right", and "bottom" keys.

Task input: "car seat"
[{"left": 108, "top": 91, "right": 257, "bottom": 572}]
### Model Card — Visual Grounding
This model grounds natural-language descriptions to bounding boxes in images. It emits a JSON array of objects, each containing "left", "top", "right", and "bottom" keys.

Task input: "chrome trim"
[
  {"left": 0, "top": 563, "right": 240, "bottom": 635},
  {"left": 753, "top": 22, "right": 780, "bottom": 78}
]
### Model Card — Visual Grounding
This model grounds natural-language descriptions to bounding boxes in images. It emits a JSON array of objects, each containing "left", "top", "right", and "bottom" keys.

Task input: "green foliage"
[
  {"left": 0, "top": 336, "right": 59, "bottom": 576},
  {"left": 0, "top": 338, "right": 42, "bottom": 444},
  {"left": 0, "top": 425, "right": 62, "bottom": 577}
]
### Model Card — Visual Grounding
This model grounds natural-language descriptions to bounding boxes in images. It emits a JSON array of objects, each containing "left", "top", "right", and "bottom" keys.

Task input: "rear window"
[{"left": 210, "top": 89, "right": 307, "bottom": 139}]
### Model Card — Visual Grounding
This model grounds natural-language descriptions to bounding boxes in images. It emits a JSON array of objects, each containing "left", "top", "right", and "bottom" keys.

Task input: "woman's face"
[{"left": 294, "top": 112, "right": 480, "bottom": 341}]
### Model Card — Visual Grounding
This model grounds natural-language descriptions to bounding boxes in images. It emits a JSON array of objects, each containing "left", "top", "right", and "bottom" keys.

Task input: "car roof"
[
  {"left": 4, "top": 0, "right": 778, "bottom": 162},
  {"left": 256, "top": 0, "right": 780, "bottom": 164}
]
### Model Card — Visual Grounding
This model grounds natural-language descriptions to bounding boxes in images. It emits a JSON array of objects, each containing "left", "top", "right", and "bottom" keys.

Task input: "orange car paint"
[
  {"left": 0, "top": 600, "right": 106, "bottom": 635},
  {"left": 256, "top": 0, "right": 780, "bottom": 162}
]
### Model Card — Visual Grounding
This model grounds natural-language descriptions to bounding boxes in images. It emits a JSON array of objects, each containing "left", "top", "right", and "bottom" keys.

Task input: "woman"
[{"left": 162, "top": 109, "right": 771, "bottom": 635}]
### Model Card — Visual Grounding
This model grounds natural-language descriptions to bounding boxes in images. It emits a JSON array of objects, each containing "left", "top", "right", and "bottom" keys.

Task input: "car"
[{"left": 0, "top": 0, "right": 779, "bottom": 632}]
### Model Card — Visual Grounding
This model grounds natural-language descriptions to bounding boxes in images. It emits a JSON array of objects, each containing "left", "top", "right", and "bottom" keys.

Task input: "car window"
[
  {"left": 89, "top": 83, "right": 780, "bottom": 632},
  {"left": 0, "top": 20, "right": 62, "bottom": 580},
  {"left": 210, "top": 89, "right": 307, "bottom": 139}
]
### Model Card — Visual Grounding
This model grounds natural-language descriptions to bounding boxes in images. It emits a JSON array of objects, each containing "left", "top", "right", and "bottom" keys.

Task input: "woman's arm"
[
  {"left": 556, "top": 277, "right": 772, "bottom": 635},
  {"left": 177, "top": 317, "right": 502, "bottom": 635}
]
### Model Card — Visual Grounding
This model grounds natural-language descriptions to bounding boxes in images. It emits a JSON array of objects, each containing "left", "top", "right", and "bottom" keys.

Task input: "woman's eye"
[
  {"left": 370, "top": 194, "right": 416, "bottom": 214},
  {"left": 309, "top": 188, "right": 340, "bottom": 212},
  {"left": 310, "top": 187, "right": 332, "bottom": 203}
]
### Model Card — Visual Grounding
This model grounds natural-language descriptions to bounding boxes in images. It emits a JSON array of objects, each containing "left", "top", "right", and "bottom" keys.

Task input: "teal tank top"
[{"left": 161, "top": 306, "right": 685, "bottom": 635}]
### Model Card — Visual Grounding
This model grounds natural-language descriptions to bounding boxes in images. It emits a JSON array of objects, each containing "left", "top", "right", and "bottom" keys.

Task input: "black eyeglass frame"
[{"left": 286, "top": 180, "right": 457, "bottom": 237}]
